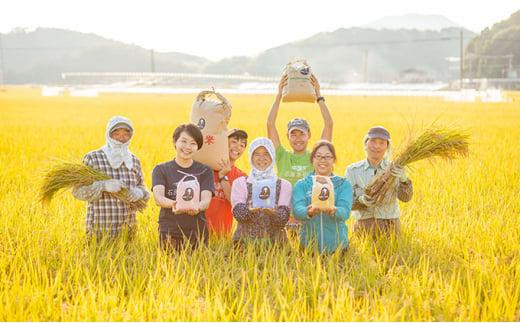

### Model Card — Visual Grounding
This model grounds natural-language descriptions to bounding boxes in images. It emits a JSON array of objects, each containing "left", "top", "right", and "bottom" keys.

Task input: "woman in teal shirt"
[{"left": 292, "top": 140, "right": 353, "bottom": 253}]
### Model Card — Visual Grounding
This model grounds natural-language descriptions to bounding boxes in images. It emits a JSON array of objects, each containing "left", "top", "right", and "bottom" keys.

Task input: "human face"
[
  {"left": 175, "top": 131, "right": 199, "bottom": 160},
  {"left": 251, "top": 146, "right": 272, "bottom": 171},
  {"left": 288, "top": 129, "right": 310, "bottom": 153},
  {"left": 110, "top": 128, "right": 132, "bottom": 143},
  {"left": 228, "top": 137, "right": 247, "bottom": 162},
  {"left": 312, "top": 145, "right": 335, "bottom": 176},
  {"left": 365, "top": 138, "right": 389, "bottom": 163}
]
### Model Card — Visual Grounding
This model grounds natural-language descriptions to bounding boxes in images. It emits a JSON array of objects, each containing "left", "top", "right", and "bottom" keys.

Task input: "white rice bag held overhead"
[
  {"left": 282, "top": 60, "right": 316, "bottom": 103},
  {"left": 190, "top": 90, "right": 232, "bottom": 170}
]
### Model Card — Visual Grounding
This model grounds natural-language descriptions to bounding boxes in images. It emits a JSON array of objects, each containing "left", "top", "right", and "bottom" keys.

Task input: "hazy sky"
[{"left": 1, "top": 0, "right": 518, "bottom": 60}]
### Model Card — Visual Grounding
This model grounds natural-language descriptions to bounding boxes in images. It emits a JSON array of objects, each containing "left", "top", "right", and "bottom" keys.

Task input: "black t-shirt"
[{"left": 152, "top": 159, "right": 215, "bottom": 237}]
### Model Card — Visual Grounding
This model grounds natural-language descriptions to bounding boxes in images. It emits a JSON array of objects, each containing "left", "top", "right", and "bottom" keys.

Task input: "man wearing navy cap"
[
  {"left": 266, "top": 74, "right": 333, "bottom": 231},
  {"left": 345, "top": 126, "right": 413, "bottom": 237}
]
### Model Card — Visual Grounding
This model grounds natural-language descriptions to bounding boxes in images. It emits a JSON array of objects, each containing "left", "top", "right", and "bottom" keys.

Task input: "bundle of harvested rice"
[
  {"left": 365, "top": 127, "right": 469, "bottom": 206},
  {"left": 40, "top": 162, "right": 146, "bottom": 211}
]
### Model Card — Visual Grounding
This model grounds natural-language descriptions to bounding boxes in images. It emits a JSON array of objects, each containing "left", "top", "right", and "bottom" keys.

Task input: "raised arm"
[
  {"left": 311, "top": 74, "right": 333, "bottom": 141},
  {"left": 217, "top": 160, "right": 232, "bottom": 201},
  {"left": 266, "top": 75, "right": 288, "bottom": 149}
]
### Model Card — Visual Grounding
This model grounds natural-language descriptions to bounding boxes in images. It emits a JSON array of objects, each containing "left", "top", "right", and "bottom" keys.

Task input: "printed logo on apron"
[{"left": 259, "top": 186, "right": 271, "bottom": 200}]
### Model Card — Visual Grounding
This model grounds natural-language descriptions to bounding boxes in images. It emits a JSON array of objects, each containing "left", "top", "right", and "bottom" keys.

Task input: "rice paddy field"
[{"left": 0, "top": 86, "right": 519, "bottom": 321}]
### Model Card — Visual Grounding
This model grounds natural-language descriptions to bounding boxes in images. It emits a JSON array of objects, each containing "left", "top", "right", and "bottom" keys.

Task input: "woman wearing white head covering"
[
  {"left": 72, "top": 116, "right": 150, "bottom": 238},
  {"left": 230, "top": 137, "right": 292, "bottom": 244}
]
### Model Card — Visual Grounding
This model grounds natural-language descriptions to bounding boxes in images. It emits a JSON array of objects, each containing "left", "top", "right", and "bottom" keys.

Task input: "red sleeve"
[{"left": 229, "top": 166, "right": 246, "bottom": 184}]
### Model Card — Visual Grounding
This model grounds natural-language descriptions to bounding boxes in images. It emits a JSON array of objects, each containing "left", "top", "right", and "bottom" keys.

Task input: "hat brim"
[
  {"left": 367, "top": 133, "right": 390, "bottom": 141},
  {"left": 288, "top": 126, "right": 309, "bottom": 134}
]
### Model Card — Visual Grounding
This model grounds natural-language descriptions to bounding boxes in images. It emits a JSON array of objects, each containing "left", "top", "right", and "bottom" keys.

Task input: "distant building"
[{"left": 398, "top": 68, "right": 434, "bottom": 83}]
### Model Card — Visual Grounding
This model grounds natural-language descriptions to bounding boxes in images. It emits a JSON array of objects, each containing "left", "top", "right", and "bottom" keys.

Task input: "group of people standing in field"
[{"left": 72, "top": 75, "right": 414, "bottom": 254}]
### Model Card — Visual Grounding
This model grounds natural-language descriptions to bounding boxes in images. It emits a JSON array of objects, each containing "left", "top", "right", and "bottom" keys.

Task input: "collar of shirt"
[{"left": 362, "top": 158, "right": 389, "bottom": 172}]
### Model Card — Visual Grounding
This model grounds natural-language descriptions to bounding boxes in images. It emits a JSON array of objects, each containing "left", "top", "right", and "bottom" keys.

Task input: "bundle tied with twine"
[
  {"left": 365, "top": 127, "right": 469, "bottom": 206},
  {"left": 40, "top": 162, "right": 147, "bottom": 212}
]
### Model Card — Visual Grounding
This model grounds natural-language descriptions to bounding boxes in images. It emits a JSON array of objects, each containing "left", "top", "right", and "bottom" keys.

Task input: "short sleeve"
[
  {"left": 229, "top": 167, "right": 246, "bottom": 184},
  {"left": 275, "top": 145, "right": 288, "bottom": 163},
  {"left": 199, "top": 166, "right": 215, "bottom": 195},
  {"left": 152, "top": 165, "right": 166, "bottom": 189}
]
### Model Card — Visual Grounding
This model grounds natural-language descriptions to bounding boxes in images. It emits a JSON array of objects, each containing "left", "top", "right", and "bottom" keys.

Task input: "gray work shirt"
[{"left": 345, "top": 159, "right": 413, "bottom": 220}]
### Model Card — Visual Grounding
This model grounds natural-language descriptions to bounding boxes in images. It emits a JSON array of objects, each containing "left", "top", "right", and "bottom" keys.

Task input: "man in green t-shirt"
[{"left": 266, "top": 73, "right": 333, "bottom": 231}]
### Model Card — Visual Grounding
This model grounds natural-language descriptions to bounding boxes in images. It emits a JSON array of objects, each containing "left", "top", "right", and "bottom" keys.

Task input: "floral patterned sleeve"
[{"left": 231, "top": 177, "right": 254, "bottom": 223}]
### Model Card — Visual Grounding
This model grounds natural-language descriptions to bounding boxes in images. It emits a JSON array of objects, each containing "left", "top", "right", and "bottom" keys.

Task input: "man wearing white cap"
[
  {"left": 267, "top": 74, "right": 333, "bottom": 232},
  {"left": 345, "top": 126, "right": 413, "bottom": 237},
  {"left": 72, "top": 116, "right": 150, "bottom": 238}
]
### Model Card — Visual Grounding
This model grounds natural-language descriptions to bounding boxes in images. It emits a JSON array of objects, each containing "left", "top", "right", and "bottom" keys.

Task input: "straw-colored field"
[{"left": 0, "top": 87, "right": 519, "bottom": 321}]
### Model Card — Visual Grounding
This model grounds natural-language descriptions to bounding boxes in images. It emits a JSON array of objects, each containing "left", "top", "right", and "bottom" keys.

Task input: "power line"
[{"left": 1, "top": 37, "right": 517, "bottom": 51}]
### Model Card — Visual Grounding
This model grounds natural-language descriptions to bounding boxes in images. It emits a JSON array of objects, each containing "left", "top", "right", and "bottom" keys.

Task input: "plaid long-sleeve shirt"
[{"left": 73, "top": 149, "right": 149, "bottom": 236}]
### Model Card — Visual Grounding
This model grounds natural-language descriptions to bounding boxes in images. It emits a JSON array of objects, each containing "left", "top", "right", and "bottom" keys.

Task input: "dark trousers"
[
  {"left": 159, "top": 232, "right": 208, "bottom": 252},
  {"left": 354, "top": 218, "right": 401, "bottom": 238}
]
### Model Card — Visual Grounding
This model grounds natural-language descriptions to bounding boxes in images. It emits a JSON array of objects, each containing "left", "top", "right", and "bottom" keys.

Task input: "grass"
[
  {"left": 40, "top": 161, "right": 147, "bottom": 211},
  {"left": 0, "top": 87, "right": 519, "bottom": 320},
  {"left": 365, "top": 127, "right": 470, "bottom": 206}
]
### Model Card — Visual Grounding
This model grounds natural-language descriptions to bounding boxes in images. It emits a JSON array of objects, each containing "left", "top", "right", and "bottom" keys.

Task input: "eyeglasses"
[{"left": 313, "top": 155, "right": 334, "bottom": 161}]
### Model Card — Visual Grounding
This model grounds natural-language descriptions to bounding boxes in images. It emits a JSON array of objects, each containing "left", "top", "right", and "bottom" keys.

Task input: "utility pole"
[
  {"left": 0, "top": 33, "right": 5, "bottom": 86},
  {"left": 507, "top": 53, "right": 513, "bottom": 78},
  {"left": 459, "top": 28, "right": 463, "bottom": 90},
  {"left": 363, "top": 48, "right": 368, "bottom": 83},
  {"left": 150, "top": 49, "right": 155, "bottom": 73}
]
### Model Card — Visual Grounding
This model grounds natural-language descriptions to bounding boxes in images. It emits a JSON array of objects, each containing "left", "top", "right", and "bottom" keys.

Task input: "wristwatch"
[
  {"left": 316, "top": 96, "right": 325, "bottom": 103},
  {"left": 219, "top": 175, "right": 229, "bottom": 182}
]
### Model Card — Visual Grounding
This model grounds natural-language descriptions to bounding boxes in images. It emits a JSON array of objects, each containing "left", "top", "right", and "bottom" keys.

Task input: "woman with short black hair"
[{"left": 152, "top": 123, "right": 215, "bottom": 251}]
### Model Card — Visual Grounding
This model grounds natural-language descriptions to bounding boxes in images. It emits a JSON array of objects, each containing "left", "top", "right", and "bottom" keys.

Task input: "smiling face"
[
  {"left": 312, "top": 145, "right": 335, "bottom": 176},
  {"left": 228, "top": 136, "right": 247, "bottom": 162},
  {"left": 251, "top": 146, "right": 272, "bottom": 171},
  {"left": 287, "top": 129, "right": 310, "bottom": 153},
  {"left": 365, "top": 138, "right": 389, "bottom": 163},
  {"left": 175, "top": 131, "right": 199, "bottom": 160},
  {"left": 110, "top": 128, "right": 132, "bottom": 143}
]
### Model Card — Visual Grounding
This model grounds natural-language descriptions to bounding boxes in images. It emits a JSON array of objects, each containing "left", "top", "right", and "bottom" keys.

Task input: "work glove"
[
  {"left": 127, "top": 187, "right": 144, "bottom": 202},
  {"left": 358, "top": 194, "right": 375, "bottom": 207},
  {"left": 390, "top": 164, "right": 408, "bottom": 183},
  {"left": 101, "top": 179, "right": 122, "bottom": 193}
]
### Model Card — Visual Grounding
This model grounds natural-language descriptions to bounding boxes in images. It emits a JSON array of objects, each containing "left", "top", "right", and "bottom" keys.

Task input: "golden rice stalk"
[
  {"left": 40, "top": 162, "right": 146, "bottom": 212},
  {"left": 365, "top": 127, "right": 469, "bottom": 206}
]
